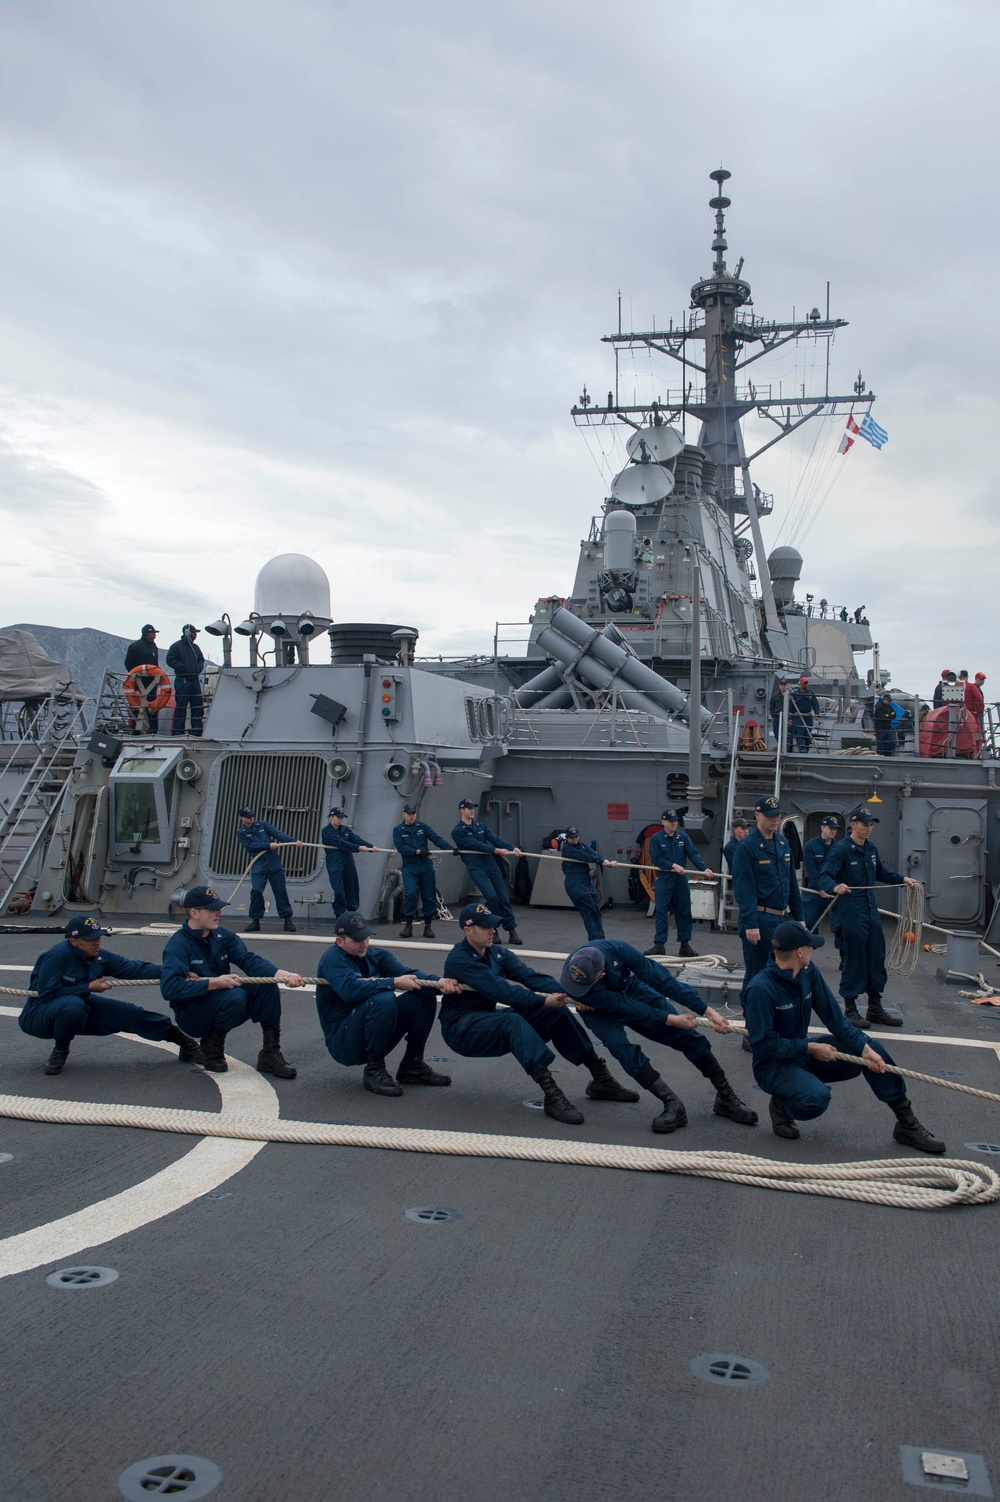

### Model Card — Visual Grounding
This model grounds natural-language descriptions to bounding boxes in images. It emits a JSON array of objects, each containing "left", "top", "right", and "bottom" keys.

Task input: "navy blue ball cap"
[
  {"left": 755, "top": 795, "right": 784, "bottom": 815},
  {"left": 820, "top": 815, "right": 842, "bottom": 829},
  {"left": 237, "top": 806, "right": 254, "bottom": 819},
  {"left": 328, "top": 807, "right": 345, "bottom": 818},
  {"left": 65, "top": 915, "right": 111, "bottom": 940},
  {"left": 402, "top": 803, "right": 418, "bottom": 815},
  {"left": 460, "top": 901, "right": 504, "bottom": 929},
  {"left": 335, "top": 912, "right": 373, "bottom": 940},
  {"left": 458, "top": 798, "right": 477, "bottom": 810},
  {"left": 564, "top": 825, "right": 580, "bottom": 837},
  {"left": 560, "top": 946, "right": 606, "bottom": 998},
  {"left": 141, "top": 624, "right": 157, "bottom": 634},
  {"left": 184, "top": 885, "right": 228, "bottom": 911},
  {"left": 849, "top": 806, "right": 880, "bottom": 824},
  {"left": 661, "top": 808, "right": 680, "bottom": 821},
  {"left": 771, "top": 921, "right": 824, "bottom": 952}
]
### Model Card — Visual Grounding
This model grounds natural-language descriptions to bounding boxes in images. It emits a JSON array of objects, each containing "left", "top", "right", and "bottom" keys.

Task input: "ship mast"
[{"left": 571, "top": 168, "right": 876, "bottom": 635}]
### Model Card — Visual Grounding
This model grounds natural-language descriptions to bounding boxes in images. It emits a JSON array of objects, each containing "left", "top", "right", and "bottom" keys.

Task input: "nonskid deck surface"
[{"left": 1, "top": 905, "right": 998, "bottom": 1502}]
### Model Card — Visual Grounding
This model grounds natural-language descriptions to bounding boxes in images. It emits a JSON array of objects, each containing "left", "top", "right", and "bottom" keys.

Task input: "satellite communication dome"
[{"left": 254, "top": 554, "right": 332, "bottom": 619}]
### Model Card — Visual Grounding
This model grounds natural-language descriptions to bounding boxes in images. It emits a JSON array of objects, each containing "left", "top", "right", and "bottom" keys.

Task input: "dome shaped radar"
[
  {"left": 625, "top": 424, "right": 685, "bottom": 464},
  {"left": 254, "top": 554, "right": 332, "bottom": 621},
  {"left": 610, "top": 464, "right": 675, "bottom": 506}
]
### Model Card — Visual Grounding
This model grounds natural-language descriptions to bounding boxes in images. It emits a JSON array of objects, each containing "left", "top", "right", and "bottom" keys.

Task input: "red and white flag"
[{"left": 838, "top": 414, "right": 860, "bottom": 454}]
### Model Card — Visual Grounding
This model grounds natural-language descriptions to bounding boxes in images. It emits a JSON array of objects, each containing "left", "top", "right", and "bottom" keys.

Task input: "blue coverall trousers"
[
  {"left": 654, "top": 873, "right": 692, "bottom": 944},
  {"left": 801, "top": 894, "right": 835, "bottom": 932},
  {"left": 172, "top": 983, "right": 281, "bottom": 1038},
  {"left": 323, "top": 992, "right": 436, "bottom": 1066},
  {"left": 172, "top": 676, "right": 204, "bottom": 736},
  {"left": 401, "top": 861, "right": 437, "bottom": 920},
  {"left": 249, "top": 862, "right": 292, "bottom": 921},
  {"left": 462, "top": 856, "right": 516, "bottom": 931},
  {"left": 739, "top": 913, "right": 784, "bottom": 1007},
  {"left": 838, "top": 915, "right": 888, "bottom": 1001},
  {"left": 564, "top": 874, "right": 604, "bottom": 941},
  {"left": 19, "top": 995, "right": 175, "bottom": 1043},
  {"left": 759, "top": 1034, "right": 903, "bottom": 1118},
  {"left": 580, "top": 994, "right": 715, "bottom": 1080},
  {"left": 441, "top": 1001, "right": 592, "bottom": 1076},
  {"left": 326, "top": 855, "right": 360, "bottom": 917}
]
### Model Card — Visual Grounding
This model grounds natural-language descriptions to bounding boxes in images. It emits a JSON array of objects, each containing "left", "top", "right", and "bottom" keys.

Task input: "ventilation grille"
[{"left": 207, "top": 753, "right": 327, "bottom": 879}]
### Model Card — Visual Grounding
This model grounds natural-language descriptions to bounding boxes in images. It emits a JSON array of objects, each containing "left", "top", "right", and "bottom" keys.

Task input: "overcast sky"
[{"left": 0, "top": 0, "right": 996, "bottom": 694}]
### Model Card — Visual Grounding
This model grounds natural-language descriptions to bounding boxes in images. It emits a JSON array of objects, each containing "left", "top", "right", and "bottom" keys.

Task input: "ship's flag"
[
  {"left": 838, "top": 414, "right": 859, "bottom": 454},
  {"left": 858, "top": 412, "right": 888, "bottom": 450}
]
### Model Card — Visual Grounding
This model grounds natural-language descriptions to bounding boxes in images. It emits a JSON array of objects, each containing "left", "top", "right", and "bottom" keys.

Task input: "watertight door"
[{"left": 926, "top": 805, "right": 985, "bottom": 924}]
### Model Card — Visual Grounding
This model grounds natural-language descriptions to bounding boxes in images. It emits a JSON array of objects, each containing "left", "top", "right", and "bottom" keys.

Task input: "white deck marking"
[{"left": 0, "top": 1007, "right": 278, "bottom": 1279}]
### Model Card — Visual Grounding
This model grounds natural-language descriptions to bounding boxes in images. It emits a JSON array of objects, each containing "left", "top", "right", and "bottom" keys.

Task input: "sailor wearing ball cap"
[
  {"left": 643, "top": 808, "right": 712, "bottom": 960},
  {"left": 558, "top": 826, "right": 619, "bottom": 942},
  {"left": 731, "top": 794, "right": 804, "bottom": 1007},
  {"left": 451, "top": 800, "right": 524, "bottom": 945},
  {"left": 800, "top": 815, "right": 843, "bottom": 931},
  {"left": 392, "top": 803, "right": 452, "bottom": 940},
  {"left": 321, "top": 807, "right": 377, "bottom": 919}
]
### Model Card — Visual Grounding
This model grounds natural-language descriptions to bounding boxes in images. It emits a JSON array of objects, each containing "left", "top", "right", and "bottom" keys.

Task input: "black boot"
[
  {"left": 257, "top": 1024, "right": 296, "bottom": 1079},
  {"left": 506, "top": 929, "right": 524, "bottom": 946},
  {"left": 531, "top": 1066, "right": 584, "bottom": 1125},
  {"left": 643, "top": 942, "right": 666, "bottom": 957},
  {"left": 165, "top": 1024, "right": 203, "bottom": 1065},
  {"left": 244, "top": 919, "right": 261, "bottom": 933},
  {"left": 422, "top": 921, "right": 435, "bottom": 939},
  {"left": 364, "top": 1056, "right": 403, "bottom": 1096},
  {"left": 843, "top": 1000, "right": 869, "bottom": 1029},
  {"left": 201, "top": 1030, "right": 229, "bottom": 1073},
  {"left": 43, "top": 1038, "right": 72, "bottom": 1075},
  {"left": 584, "top": 1053, "right": 640, "bottom": 1102},
  {"left": 768, "top": 1096, "right": 799, "bottom": 1139},
  {"left": 704, "top": 1066, "right": 758, "bottom": 1125},
  {"left": 396, "top": 1047, "right": 451, "bottom": 1086},
  {"left": 636, "top": 1063, "right": 687, "bottom": 1133},
  {"left": 678, "top": 941, "right": 698, "bottom": 958},
  {"left": 283, "top": 916, "right": 297, "bottom": 933},
  {"left": 399, "top": 921, "right": 413, "bottom": 939},
  {"left": 866, "top": 996, "right": 903, "bottom": 1027},
  {"left": 890, "top": 1095, "right": 946, "bottom": 1154}
]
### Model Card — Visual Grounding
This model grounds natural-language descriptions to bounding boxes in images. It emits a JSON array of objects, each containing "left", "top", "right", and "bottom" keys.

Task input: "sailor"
[
  {"left": 20, "top": 915, "right": 201, "bottom": 1076},
  {"left": 745, "top": 920, "right": 944, "bottom": 1153},
  {"left": 643, "top": 808, "right": 712, "bottom": 960},
  {"left": 314, "top": 911, "right": 459, "bottom": 1095},
  {"left": 731, "top": 794, "right": 804, "bottom": 1007},
  {"left": 872, "top": 693, "right": 897, "bottom": 756},
  {"left": 451, "top": 799, "right": 524, "bottom": 945},
  {"left": 966, "top": 672, "right": 986, "bottom": 727},
  {"left": 237, "top": 806, "right": 302, "bottom": 934},
  {"left": 932, "top": 669, "right": 955, "bottom": 709},
  {"left": 166, "top": 623, "right": 205, "bottom": 737},
  {"left": 123, "top": 623, "right": 162, "bottom": 733},
  {"left": 440, "top": 902, "right": 637, "bottom": 1124},
  {"left": 789, "top": 676, "right": 820, "bottom": 752},
  {"left": 768, "top": 677, "right": 790, "bottom": 747},
  {"left": 800, "top": 816, "right": 842, "bottom": 931},
  {"left": 392, "top": 803, "right": 451, "bottom": 940},
  {"left": 561, "top": 942, "right": 757, "bottom": 1134},
  {"left": 817, "top": 806, "right": 914, "bottom": 1030},
  {"left": 322, "top": 807, "right": 377, "bottom": 918},
  {"left": 160, "top": 884, "right": 304, "bottom": 1077},
  {"left": 558, "top": 826, "right": 618, "bottom": 941},
  {"left": 722, "top": 817, "right": 750, "bottom": 872}
]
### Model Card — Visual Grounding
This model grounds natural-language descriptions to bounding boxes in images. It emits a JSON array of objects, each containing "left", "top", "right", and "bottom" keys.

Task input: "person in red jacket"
[{"left": 965, "top": 673, "right": 986, "bottom": 722}]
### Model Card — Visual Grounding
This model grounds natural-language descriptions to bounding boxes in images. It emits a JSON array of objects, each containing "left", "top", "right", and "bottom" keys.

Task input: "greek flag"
[{"left": 858, "top": 412, "right": 888, "bottom": 450}]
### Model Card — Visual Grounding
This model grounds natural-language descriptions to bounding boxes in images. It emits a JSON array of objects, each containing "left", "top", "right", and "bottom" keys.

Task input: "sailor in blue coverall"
[
  {"left": 236, "top": 806, "right": 302, "bottom": 933},
  {"left": 644, "top": 808, "right": 712, "bottom": 959},
  {"left": 392, "top": 802, "right": 451, "bottom": 939},
  {"left": 440, "top": 902, "right": 637, "bottom": 1123},
  {"left": 558, "top": 826, "right": 618, "bottom": 941},
  {"left": 160, "top": 884, "right": 305, "bottom": 1076},
  {"left": 560, "top": 940, "right": 757, "bottom": 1133},
  {"left": 731, "top": 794, "right": 803, "bottom": 1007},
  {"left": 451, "top": 800, "right": 523, "bottom": 944},
  {"left": 322, "top": 807, "right": 377, "bottom": 918},
  {"left": 315, "top": 911, "right": 457, "bottom": 1095},
  {"left": 744, "top": 919, "right": 943, "bottom": 1152},
  {"left": 722, "top": 818, "right": 750, "bottom": 874},
  {"left": 817, "top": 806, "right": 913, "bottom": 1030},
  {"left": 20, "top": 914, "right": 201, "bottom": 1075},
  {"left": 789, "top": 677, "right": 821, "bottom": 752},
  {"left": 800, "top": 815, "right": 842, "bottom": 932}
]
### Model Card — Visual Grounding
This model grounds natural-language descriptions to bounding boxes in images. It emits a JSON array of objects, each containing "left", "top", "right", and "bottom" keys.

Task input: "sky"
[{"left": 0, "top": 0, "right": 996, "bottom": 695}]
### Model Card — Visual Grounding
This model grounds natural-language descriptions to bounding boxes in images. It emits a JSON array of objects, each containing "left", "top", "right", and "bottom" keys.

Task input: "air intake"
[{"left": 327, "top": 624, "right": 418, "bottom": 664}]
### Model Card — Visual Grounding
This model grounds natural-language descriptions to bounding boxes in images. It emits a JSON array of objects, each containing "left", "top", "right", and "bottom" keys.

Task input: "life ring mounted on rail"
[{"left": 123, "top": 665, "right": 172, "bottom": 713}]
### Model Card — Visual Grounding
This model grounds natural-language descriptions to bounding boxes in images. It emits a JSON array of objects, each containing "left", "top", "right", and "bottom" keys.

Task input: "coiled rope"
[{"left": 802, "top": 882, "right": 925, "bottom": 976}]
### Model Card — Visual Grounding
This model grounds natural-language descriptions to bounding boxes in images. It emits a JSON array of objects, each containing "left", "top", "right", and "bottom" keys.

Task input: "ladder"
[
  {"left": 0, "top": 697, "right": 90, "bottom": 914},
  {"left": 716, "top": 737, "right": 782, "bottom": 930}
]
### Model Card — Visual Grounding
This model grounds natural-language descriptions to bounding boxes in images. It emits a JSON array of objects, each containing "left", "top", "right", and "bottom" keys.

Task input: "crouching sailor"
[
  {"left": 315, "top": 912, "right": 458, "bottom": 1095},
  {"left": 560, "top": 941, "right": 757, "bottom": 1133},
  {"left": 440, "top": 902, "right": 637, "bottom": 1124},
  {"left": 744, "top": 920, "right": 944, "bottom": 1153},
  {"left": 160, "top": 885, "right": 305, "bottom": 1077},
  {"left": 21, "top": 915, "right": 201, "bottom": 1076}
]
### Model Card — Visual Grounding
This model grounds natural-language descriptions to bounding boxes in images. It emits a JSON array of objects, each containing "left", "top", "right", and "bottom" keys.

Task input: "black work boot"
[
  {"left": 768, "top": 1096, "right": 800, "bottom": 1139},
  {"left": 257, "top": 1024, "right": 296, "bottom": 1079},
  {"left": 707, "top": 1070, "right": 759, "bottom": 1125},
  {"left": 531, "top": 1066, "right": 585, "bottom": 1125},
  {"left": 166, "top": 1024, "right": 203, "bottom": 1065},
  {"left": 364, "top": 1056, "right": 404, "bottom": 1096},
  {"left": 636, "top": 1064, "right": 687, "bottom": 1133},
  {"left": 506, "top": 929, "right": 524, "bottom": 946},
  {"left": 843, "top": 999, "right": 869, "bottom": 1029},
  {"left": 43, "top": 1039, "right": 72, "bottom": 1075},
  {"left": 244, "top": 919, "right": 261, "bottom": 933},
  {"left": 399, "top": 921, "right": 413, "bottom": 939},
  {"left": 201, "top": 1031, "right": 229, "bottom": 1073},
  {"left": 422, "top": 921, "right": 435, "bottom": 939},
  {"left": 678, "top": 941, "right": 698, "bottom": 958},
  {"left": 890, "top": 1096, "right": 946, "bottom": 1154},
  {"left": 584, "top": 1053, "right": 640, "bottom": 1102},
  {"left": 283, "top": 916, "right": 297, "bottom": 933},
  {"left": 643, "top": 942, "right": 666, "bottom": 957},
  {"left": 396, "top": 1048, "right": 451, "bottom": 1086},
  {"left": 866, "top": 996, "right": 903, "bottom": 1027}
]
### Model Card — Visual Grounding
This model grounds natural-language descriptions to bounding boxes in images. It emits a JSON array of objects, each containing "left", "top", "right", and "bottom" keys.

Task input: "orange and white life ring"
[{"left": 124, "top": 665, "right": 172, "bottom": 714}]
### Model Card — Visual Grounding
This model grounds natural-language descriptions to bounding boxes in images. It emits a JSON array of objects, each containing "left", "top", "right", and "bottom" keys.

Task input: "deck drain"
[
  {"left": 689, "top": 1353, "right": 770, "bottom": 1387},
  {"left": 200, "top": 1190, "right": 233, "bottom": 1200},
  {"left": 524, "top": 1100, "right": 544, "bottom": 1110},
  {"left": 118, "top": 1453, "right": 223, "bottom": 1499},
  {"left": 46, "top": 1265, "right": 118, "bottom": 1290},
  {"left": 405, "top": 1206, "right": 462, "bottom": 1224},
  {"left": 900, "top": 1445, "right": 992, "bottom": 1495},
  {"left": 425, "top": 1056, "right": 451, "bottom": 1063},
  {"left": 965, "top": 1142, "right": 1000, "bottom": 1156}
]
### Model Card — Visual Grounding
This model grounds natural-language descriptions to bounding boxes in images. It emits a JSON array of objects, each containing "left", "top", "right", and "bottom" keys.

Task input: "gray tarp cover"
[{"left": 0, "top": 630, "right": 81, "bottom": 702}]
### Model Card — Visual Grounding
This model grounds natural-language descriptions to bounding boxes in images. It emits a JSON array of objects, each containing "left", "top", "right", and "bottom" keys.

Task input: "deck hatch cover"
[
  {"left": 405, "top": 1206, "right": 462, "bottom": 1224},
  {"left": 900, "top": 1446, "right": 992, "bottom": 1496},
  {"left": 689, "top": 1353, "right": 771, "bottom": 1386},
  {"left": 118, "top": 1454, "right": 223, "bottom": 1499}
]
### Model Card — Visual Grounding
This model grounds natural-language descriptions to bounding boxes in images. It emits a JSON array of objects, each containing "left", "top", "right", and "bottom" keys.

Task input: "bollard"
[{"left": 936, "top": 930, "right": 983, "bottom": 985}]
